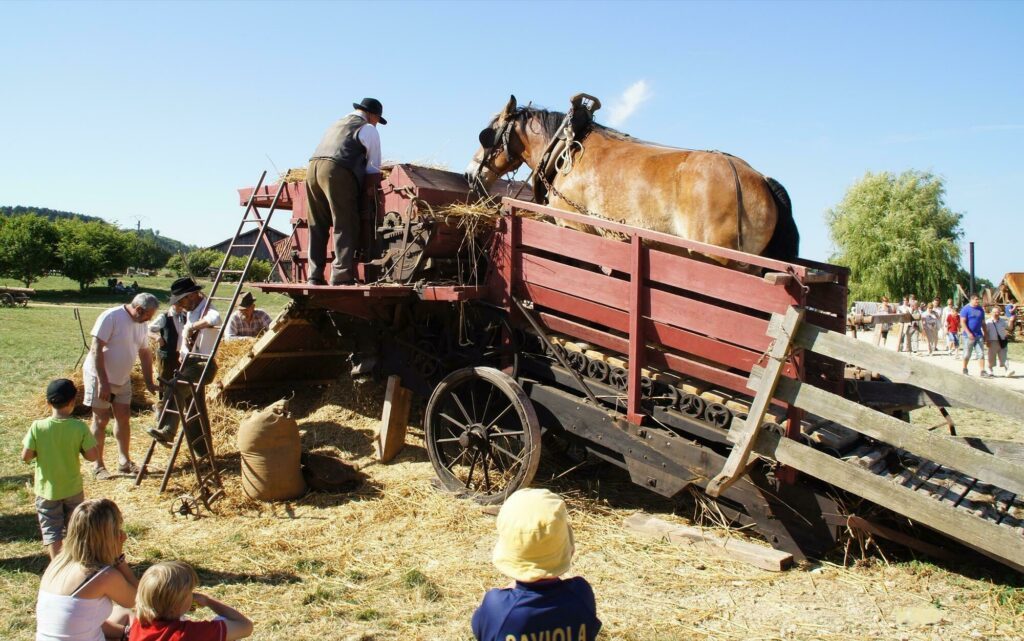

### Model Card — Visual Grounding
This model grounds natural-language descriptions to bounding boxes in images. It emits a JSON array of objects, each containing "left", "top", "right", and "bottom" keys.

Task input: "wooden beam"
[
  {"left": 707, "top": 305, "right": 804, "bottom": 497},
  {"left": 753, "top": 430, "right": 1024, "bottom": 572},
  {"left": 844, "top": 514, "right": 955, "bottom": 561},
  {"left": 252, "top": 349, "right": 349, "bottom": 359},
  {"left": 376, "top": 375, "right": 412, "bottom": 463},
  {"left": 774, "top": 314, "right": 1024, "bottom": 422},
  {"left": 751, "top": 366, "right": 1024, "bottom": 497},
  {"left": 624, "top": 513, "right": 793, "bottom": 572}
]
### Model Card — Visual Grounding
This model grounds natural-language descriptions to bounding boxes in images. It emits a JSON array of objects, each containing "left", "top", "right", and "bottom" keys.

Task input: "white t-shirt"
[
  {"left": 181, "top": 301, "right": 221, "bottom": 358},
  {"left": 83, "top": 306, "right": 148, "bottom": 386}
]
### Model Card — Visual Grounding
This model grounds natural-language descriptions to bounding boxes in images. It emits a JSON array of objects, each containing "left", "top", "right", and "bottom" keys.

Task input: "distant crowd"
[{"left": 872, "top": 293, "right": 1016, "bottom": 378}]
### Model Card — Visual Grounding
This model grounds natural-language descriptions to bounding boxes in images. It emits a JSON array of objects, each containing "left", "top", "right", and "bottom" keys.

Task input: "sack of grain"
[{"left": 237, "top": 399, "right": 306, "bottom": 501}]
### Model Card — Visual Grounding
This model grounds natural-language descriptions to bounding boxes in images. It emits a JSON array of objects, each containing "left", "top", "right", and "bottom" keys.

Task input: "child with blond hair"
[
  {"left": 471, "top": 488, "right": 601, "bottom": 641},
  {"left": 129, "top": 561, "right": 252, "bottom": 641}
]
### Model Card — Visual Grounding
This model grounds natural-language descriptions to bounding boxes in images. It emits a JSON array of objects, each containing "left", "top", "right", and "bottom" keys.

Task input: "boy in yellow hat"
[{"left": 471, "top": 488, "right": 601, "bottom": 641}]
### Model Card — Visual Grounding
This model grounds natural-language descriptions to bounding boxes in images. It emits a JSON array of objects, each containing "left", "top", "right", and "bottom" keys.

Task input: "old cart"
[
  {"left": 0, "top": 286, "right": 34, "bottom": 307},
  {"left": 225, "top": 164, "right": 1024, "bottom": 572}
]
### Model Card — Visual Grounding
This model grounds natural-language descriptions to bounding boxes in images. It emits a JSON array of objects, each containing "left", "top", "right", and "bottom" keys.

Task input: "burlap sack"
[{"left": 237, "top": 399, "right": 306, "bottom": 501}]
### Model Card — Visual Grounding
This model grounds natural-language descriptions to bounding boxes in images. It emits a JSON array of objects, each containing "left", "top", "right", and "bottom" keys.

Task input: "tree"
[
  {"left": 166, "top": 249, "right": 271, "bottom": 282},
  {"left": 826, "top": 170, "right": 963, "bottom": 301},
  {"left": 127, "top": 232, "right": 172, "bottom": 270},
  {"left": 0, "top": 213, "right": 59, "bottom": 287},
  {"left": 56, "top": 219, "right": 134, "bottom": 290}
]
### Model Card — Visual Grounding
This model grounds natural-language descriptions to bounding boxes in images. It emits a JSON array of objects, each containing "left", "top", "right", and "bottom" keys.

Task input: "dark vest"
[{"left": 310, "top": 113, "right": 368, "bottom": 185}]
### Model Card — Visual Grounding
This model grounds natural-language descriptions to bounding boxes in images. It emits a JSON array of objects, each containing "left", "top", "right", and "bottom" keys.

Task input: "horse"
[{"left": 466, "top": 95, "right": 799, "bottom": 263}]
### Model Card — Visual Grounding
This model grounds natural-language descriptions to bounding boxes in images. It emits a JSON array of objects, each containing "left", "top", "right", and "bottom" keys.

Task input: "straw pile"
[
  {"left": 280, "top": 168, "right": 307, "bottom": 184},
  {"left": 30, "top": 364, "right": 156, "bottom": 418}
]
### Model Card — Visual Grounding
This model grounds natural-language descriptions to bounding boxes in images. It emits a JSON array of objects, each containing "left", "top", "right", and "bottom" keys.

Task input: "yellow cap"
[{"left": 492, "top": 488, "right": 575, "bottom": 582}]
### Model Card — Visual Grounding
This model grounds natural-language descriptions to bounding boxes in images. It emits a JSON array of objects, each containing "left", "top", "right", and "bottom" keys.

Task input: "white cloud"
[{"left": 606, "top": 80, "right": 653, "bottom": 127}]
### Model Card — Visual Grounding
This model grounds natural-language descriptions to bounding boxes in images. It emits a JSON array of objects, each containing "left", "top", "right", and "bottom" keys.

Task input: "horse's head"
[{"left": 466, "top": 95, "right": 527, "bottom": 197}]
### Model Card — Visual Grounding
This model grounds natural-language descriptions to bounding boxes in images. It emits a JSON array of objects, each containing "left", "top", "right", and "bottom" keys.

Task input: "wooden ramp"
[
  {"left": 215, "top": 307, "right": 350, "bottom": 393},
  {"left": 721, "top": 307, "right": 1024, "bottom": 571}
]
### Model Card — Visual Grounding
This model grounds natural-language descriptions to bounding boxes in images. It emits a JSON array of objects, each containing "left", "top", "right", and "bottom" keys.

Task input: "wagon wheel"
[
  {"left": 566, "top": 350, "right": 589, "bottom": 374},
  {"left": 17, "top": 297, "right": 28, "bottom": 308},
  {"left": 425, "top": 367, "right": 542, "bottom": 505},
  {"left": 0, "top": 293, "right": 13, "bottom": 307},
  {"left": 169, "top": 494, "right": 201, "bottom": 520},
  {"left": 586, "top": 359, "right": 610, "bottom": 383},
  {"left": 679, "top": 393, "right": 706, "bottom": 418},
  {"left": 704, "top": 402, "right": 733, "bottom": 428}
]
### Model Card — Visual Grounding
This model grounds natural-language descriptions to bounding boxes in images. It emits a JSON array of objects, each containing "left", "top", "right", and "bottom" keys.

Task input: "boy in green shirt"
[{"left": 21, "top": 379, "right": 99, "bottom": 558}]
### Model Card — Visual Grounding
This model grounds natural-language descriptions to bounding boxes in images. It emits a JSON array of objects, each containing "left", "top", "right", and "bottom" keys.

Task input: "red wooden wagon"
[{"left": 225, "top": 164, "right": 1024, "bottom": 571}]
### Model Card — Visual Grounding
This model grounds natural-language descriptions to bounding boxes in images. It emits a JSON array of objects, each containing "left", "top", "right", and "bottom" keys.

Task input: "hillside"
[{"left": 0, "top": 205, "right": 194, "bottom": 254}]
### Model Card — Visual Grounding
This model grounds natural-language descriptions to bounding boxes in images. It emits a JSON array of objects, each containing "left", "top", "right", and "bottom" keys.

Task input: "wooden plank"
[
  {"left": 376, "top": 375, "right": 412, "bottom": 463},
  {"left": 520, "top": 253, "right": 628, "bottom": 311},
  {"left": 751, "top": 367, "right": 1024, "bottom": 497},
  {"left": 626, "top": 235, "right": 645, "bottom": 423},
  {"left": 624, "top": 513, "right": 793, "bottom": 572},
  {"left": 504, "top": 198, "right": 815, "bottom": 275},
  {"left": 519, "top": 217, "right": 630, "bottom": 273},
  {"left": 253, "top": 349, "right": 349, "bottom": 359},
  {"left": 845, "top": 514, "right": 955, "bottom": 561},
  {"left": 645, "top": 247, "right": 797, "bottom": 315},
  {"left": 754, "top": 430, "right": 1024, "bottom": 571},
  {"left": 648, "top": 287, "right": 773, "bottom": 352},
  {"left": 778, "top": 315, "right": 1024, "bottom": 422},
  {"left": 707, "top": 306, "right": 804, "bottom": 497}
]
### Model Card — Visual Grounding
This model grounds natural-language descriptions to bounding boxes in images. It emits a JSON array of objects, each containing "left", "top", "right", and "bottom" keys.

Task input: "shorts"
[
  {"left": 83, "top": 374, "right": 132, "bottom": 409},
  {"left": 36, "top": 492, "right": 84, "bottom": 545},
  {"left": 946, "top": 332, "right": 959, "bottom": 347},
  {"left": 964, "top": 335, "right": 984, "bottom": 361}
]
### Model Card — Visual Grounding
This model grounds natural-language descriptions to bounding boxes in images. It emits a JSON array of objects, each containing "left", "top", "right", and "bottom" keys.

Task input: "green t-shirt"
[{"left": 22, "top": 416, "right": 96, "bottom": 500}]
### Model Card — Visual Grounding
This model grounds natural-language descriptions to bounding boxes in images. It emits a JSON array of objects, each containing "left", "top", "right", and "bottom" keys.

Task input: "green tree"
[
  {"left": 0, "top": 213, "right": 59, "bottom": 287},
  {"left": 165, "top": 250, "right": 271, "bottom": 282},
  {"left": 826, "top": 170, "right": 963, "bottom": 301},
  {"left": 56, "top": 219, "right": 134, "bottom": 290},
  {"left": 128, "top": 233, "right": 172, "bottom": 270}
]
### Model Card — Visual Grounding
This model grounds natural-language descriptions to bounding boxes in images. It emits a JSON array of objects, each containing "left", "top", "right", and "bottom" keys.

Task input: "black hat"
[
  {"left": 240, "top": 292, "right": 256, "bottom": 308},
  {"left": 169, "top": 277, "right": 203, "bottom": 305},
  {"left": 47, "top": 379, "right": 77, "bottom": 406},
  {"left": 353, "top": 97, "right": 387, "bottom": 125}
]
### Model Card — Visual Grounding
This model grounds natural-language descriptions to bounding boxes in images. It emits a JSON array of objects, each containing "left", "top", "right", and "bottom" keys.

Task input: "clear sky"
[{"left": 1, "top": 1, "right": 1021, "bottom": 283}]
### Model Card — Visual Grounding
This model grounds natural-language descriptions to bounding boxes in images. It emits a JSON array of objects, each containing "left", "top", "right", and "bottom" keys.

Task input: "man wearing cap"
[
  {"left": 224, "top": 292, "right": 272, "bottom": 340},
  {"left": 306, "top": 97, "right": 386, "bottom": 286},
  {"left": 82, "top": 293, "right": 160, "bottom": 480},
  {"left": 147, "top": 277, "right": 221, "bottom": 456}
]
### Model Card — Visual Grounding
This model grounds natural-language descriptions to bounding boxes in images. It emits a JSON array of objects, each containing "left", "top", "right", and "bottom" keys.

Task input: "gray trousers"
[{"left": 306, "top": 158, "right": 359, "bottom": 283}]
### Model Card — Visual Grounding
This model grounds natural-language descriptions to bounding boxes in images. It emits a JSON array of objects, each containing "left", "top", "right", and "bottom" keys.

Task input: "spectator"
[
  {"left": 940, "top": 297, "right": 958, "bottom": 351},
  {"left": 35, "top": 498, "right": 138, "bottom": 641},
  {"left": 922, "top": 302, "right": 940, "bottom": 355},
  {"left": 985, "top": 306, "right": 1014, "bottom": 377},
  {"left": 896, "top": 297, "right": 911, "bottom": 352},
  {"left": 83, "top": 293, "right": 160, "bottom": 479},
  {"left": 225, "top": 292, "right": 272, "bottom": 341},
  {"left": 875, "top": 296, "right": 894, "bottom": 347},
  {"left": 471, "top": 489, "right": 601, "bottom": 641},
  {"left": 960, "top": 294, "right": 988, "bottom": 376},
  {"left": 945, "top": 306, "right": 961, "bottom": 359},
  {"left": 130, "top": 561, "right": 253, "bottom": 641},
  {"left": 902, "top": 300, "right": 921, "bottom": 354},
  {"left": 22, "top": 379, "right": 98, "bottom": 558},
  {"left": 146, "top": 278, "right": 220, "bottom": 457}
]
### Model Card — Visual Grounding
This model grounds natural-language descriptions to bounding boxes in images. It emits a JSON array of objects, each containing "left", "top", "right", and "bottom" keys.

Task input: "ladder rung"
[
  {"left": 219, "top": 269, "right": 245, "bottom": 274},
  {"left": 241, "top": 219, "right": 265, "bottom": 225},
  {"left": 231, "top": 244, "right": 257, "bottom": 249}
]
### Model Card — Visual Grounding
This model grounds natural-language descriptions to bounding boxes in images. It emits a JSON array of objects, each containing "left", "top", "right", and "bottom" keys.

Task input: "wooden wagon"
[
  {"left": 0, "top": 286, "right": 34, "bottom": 307},
  {"left": 220, "top": 165, "right": 1024, "bottom": 572}
]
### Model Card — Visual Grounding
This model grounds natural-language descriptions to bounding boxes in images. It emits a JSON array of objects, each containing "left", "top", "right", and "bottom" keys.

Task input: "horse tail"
[{"left": 761, "top": 176, "right": 800, "bottom": 261}]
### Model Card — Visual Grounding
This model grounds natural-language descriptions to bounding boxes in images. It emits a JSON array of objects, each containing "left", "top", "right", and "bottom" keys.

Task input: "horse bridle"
[{"left": 470, "top": 112, "right": 522, "bottom": 195}]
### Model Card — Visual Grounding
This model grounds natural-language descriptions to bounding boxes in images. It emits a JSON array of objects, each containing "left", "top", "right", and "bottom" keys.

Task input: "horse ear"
[{"left": 503, "top": 95, "right": 517, "bottom": 116}]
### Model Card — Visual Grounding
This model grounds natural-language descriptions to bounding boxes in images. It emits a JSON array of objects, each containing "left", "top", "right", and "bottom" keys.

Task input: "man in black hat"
[
  {"left": 225, "top": 292, "right": 272, "bottom": 340},
  {"left": 305, "top": 97, "right": 387, "bottom": 285},
  {"left": 147, "top": 277, "right": 221, "bottom": 455}
]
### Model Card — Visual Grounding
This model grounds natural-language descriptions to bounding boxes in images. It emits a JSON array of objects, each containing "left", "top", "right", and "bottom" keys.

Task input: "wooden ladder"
[{"left": 135, "top": 171, "right": 288, "bottom": 507}]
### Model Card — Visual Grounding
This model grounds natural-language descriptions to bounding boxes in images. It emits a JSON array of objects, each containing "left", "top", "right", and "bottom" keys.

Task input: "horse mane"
[{"left": 496, "top": 106, "right": 638, "bottom": 142}]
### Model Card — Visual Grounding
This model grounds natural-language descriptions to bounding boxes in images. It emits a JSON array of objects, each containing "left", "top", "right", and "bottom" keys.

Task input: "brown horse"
[{"left": 466, "top": 95, "right": 798, "bottom": 262}]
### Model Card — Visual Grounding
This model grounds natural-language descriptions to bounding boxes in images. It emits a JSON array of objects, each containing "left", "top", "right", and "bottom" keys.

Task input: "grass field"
[{"left": 1, "top": 287, "right": 1023, "bottom": 640}]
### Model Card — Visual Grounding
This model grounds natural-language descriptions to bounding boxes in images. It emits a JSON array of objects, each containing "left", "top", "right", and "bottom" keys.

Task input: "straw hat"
[{"left": 492, "top": 488, "right": 574, "bottom": 582}]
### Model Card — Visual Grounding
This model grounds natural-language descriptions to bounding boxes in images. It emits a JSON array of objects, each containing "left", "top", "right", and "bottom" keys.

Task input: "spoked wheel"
[{"left": 425, "top": 367, "right": 542, "bottom": 505}]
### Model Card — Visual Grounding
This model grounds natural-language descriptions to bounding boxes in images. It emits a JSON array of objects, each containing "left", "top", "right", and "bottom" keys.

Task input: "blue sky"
[{"left": 1, "top": 1, "right": 1021, "bottom": 283}]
